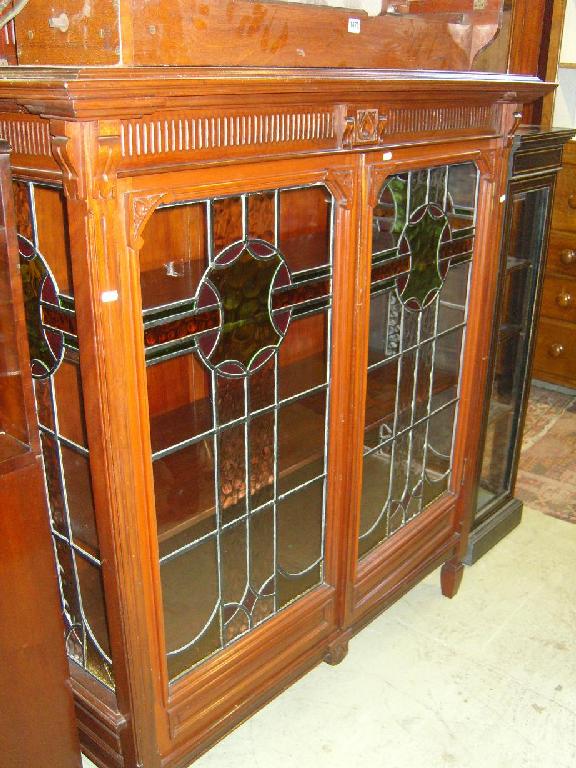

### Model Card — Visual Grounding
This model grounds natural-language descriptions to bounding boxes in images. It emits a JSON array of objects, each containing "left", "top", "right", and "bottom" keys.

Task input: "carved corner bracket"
[
  {"left": 323, "top": 169, "right": 354, "bottom": 210},
  {"left": 367, "top": 166, "right": 393, "bottom": 209},
  {"left": 129, "top": 192, "right": 168, "bottom": 251},
  {"left": 341, "top": 109, "right": 388, "bottom": 149}
]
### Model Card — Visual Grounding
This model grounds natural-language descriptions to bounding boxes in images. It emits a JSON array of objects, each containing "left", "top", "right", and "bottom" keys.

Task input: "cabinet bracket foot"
[
  {"left": 324, "top": 631, "right": 352, "bottom": 666},
  {"left": 440, "top": 558, "right": 464, "bottom": 599}
]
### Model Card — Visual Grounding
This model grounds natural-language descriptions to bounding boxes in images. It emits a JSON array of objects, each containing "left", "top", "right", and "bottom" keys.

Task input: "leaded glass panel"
[
  {"left": 15, "top": 181, "right": 114, "bottom": 689},
  {"left": 358, "top": 162, "right": 478, "bottom": 559},
  {"left": 140, "top": 184, "right": 333, "bottom": 682}
]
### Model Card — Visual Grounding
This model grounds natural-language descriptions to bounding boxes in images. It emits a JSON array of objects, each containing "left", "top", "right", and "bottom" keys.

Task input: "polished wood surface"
[
  {"left": 535, "top": 140, "right": 576, "bottom": 387},
  {"left": 0, "top": 141, "right": 81, "bottom": 768},
  {"left": 540, "top": 0, "right": 568, "bottom": 129},
  {"left": 11, "top": 0, "right": 503, "bottom": 70},
  {"left": 0, "top": 25, "right": 555, "bottom": 766}
]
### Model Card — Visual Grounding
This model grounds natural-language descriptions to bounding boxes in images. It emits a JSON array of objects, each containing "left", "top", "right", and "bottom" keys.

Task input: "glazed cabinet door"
[
  {"left": 347, "top": 147, "right": 502, "bottom": 627},
  {"left": 126, "top": 155, "right": 359, "bottom": 754}
]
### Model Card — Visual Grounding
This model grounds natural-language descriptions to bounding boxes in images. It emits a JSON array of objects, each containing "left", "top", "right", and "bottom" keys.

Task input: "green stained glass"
[
  {"left": 210, "top": 247, "right": 282, "bottom": 368},
  {"left": 197, "top": 239, "right": 290, "bottom": 375},
  {"left": 399, "top": 205, "right": 448, "bottom": 309},
  {"left": 388, "top": 176, "right": 408, "bottom": 235},
  {"left": 408, "top": 169, "right": 428, "bottom": 214}
]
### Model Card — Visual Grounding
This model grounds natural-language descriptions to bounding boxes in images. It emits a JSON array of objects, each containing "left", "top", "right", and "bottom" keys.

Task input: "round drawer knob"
[
  {"left": 556, "top": 291, "right": 573, "bottom": 308},
  {"left": 560, "top": 249, "right": 576, "bottom": 266},
  {"left": 548, "top": 342, "right": 564, "bottom": 357},
  {"left": 549, "top": 343, "right": 565, "bottom": 358},
  {"left": 569, "top": 194, "right": 576, "bottom": 210}
]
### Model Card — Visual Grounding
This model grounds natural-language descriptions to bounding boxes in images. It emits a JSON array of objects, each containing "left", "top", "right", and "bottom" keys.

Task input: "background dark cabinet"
[{"left": 466, "top": 127, "right": 575, "bottom": 565}]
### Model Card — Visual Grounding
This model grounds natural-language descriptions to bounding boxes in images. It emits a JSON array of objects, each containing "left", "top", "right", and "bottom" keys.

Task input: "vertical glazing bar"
[
  {"left": 320, "top": 195, "right": 335, "bottom": 568},
  {"left": 243, "top": 374, "right": 252, "bottom": 625},
  {"left": 207, "top": 200, "right": 214, "bottom": 265},
  {"left": 274, "top": 189, "right": 280, "bottom": 249},
  {"left": 28, "top": 181, "right": 38, "bottom": 245},
  {"left": 272, "top": 353, "right": 279, "bottom": 612},
  {"left": 241, "top": 193, "right": 248, "bottom": 241},
  {"left": 420, "top": 294, "right": 441, "bottom": 509},
  {"left": 210, "top": 368, "right": 224, "bottom": 648},
  {"left": 383, "top": 301, "right": 405, "bottom": 539},
  {"left": 401, "top": 310, "right": 423, "bottom": 525}
]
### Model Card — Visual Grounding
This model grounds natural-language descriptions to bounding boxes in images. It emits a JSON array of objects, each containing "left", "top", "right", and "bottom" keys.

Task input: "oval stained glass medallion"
[
  {"left": 195, "top": 239, "right": 292, "bottom": 377},
  {"left": 396, "top": 203, "right": 451, "bottom": 311}
]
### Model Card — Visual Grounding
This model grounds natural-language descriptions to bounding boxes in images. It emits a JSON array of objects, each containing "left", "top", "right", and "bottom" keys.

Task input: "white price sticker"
[{"left": 348, "top": 18, "right": 361, "bottom": 34}]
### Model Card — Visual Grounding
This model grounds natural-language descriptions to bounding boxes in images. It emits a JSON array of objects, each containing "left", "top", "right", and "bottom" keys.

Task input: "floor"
[
  {"left": 82, "top": 384, "right": 576, "bottom": 768},
  {"left": 515, "top": 383, "right": 576, "bottom": 523}
]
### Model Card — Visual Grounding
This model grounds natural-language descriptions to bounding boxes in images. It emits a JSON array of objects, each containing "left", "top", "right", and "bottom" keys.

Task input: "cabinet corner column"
[{"left": 50, "top": 118, "right": 162, "bottom": 768}]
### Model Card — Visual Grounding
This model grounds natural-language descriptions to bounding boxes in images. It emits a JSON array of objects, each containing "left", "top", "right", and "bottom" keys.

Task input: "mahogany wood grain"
[
  {"left": 533, "top": 315, "right": 576, "bottom": 387},
  {"left": 540, "top": 0, "right": 568, "bottom": 129},
  {"left": 551, "top": 143, "right": 576, "bottom": 233},
  {"left": 546, "top": 229, "right": 576, "bottom": 275},
  {"left": 0, "top": 461, "right": 83, "bottom": 768},
  {"left": 537, "top": 140, "right": 576, "bottom": 386},
  {"left": 540, "top": 273, "right": 576, "bottom": 322},
  {"left": 11, "top": 0, "right": 504, "bottom": 70},
  {"left": 0, "top": 140, "right": 81, "bottom": 768},
  {"left": 0, "top": 53, "right": 553, "bottom": 768}
]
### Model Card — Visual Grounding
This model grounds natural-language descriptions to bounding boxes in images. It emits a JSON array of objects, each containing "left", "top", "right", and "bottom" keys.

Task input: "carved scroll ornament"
[{"left": 0, "top": 0, "right": 30, "bottom": 30}]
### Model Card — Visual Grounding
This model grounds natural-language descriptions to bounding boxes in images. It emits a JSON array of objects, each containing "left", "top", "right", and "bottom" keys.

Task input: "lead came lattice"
[
  {"left": 140, "top": 184, "right": 334, "bottom": 681},
  {"left": 358, "top": 162, "right": 479, "bottom": 558}
]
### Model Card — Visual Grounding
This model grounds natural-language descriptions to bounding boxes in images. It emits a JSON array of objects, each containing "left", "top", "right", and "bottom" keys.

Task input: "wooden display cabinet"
[
  {"left": 465, "top": 127, "right": 575, "bottom": 565},
  {"left": 0, "top": 2, "right": 553, "bottom": 767}
]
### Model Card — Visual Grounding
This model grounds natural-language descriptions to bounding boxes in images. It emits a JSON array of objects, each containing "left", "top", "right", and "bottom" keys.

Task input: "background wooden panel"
[
  {"left": 15, "top": 0, "right": 120, "bottom": 66},
  {"left": 0, "top": 141, "right": 81, "bottom": 768}
]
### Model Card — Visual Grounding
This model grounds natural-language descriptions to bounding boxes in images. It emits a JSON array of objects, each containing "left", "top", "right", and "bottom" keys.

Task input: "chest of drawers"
[{"left": 534, "top": 140, "right": 576, "bottom": 388}]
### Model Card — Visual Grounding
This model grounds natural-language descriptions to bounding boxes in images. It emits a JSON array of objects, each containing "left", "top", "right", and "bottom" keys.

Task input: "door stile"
[
  {"left": 320, "top": 155, "right": 366, "bottom": 653},
  {"left": 440, "top": 140, "right": 511, "bottom": 596},
  {"left": 51, "top": 118, "right": 162, "bottom": 768}
]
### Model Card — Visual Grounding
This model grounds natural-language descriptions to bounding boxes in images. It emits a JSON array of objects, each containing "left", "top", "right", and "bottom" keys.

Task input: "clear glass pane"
[
  {"left": 475, "top": 185, "right": 550, "bottom": 519},
  {"left": 139, "top": 202, "right": 207, "bottom": 310}
]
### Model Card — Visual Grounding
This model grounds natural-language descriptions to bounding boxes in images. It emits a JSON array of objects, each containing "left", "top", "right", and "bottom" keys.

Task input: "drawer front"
[
  {"left": 547, "top": 230, "right": 576, "bottom": 277},
  {"left": 551, "top": 147, "right": 576, "bottom": 233},
  {"left": 533, "top": 317, "right": 576, "bottom": 387},
  {"left": 540, "top": 273, "right": 576, "bottom": 323}
]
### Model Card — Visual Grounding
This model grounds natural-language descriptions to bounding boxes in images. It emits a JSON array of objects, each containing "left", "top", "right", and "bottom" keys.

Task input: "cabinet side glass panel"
[
  {"left": 477, "top": 185, "right": 550, "bottom": 515},
  {"left": 140, "top": 184, "right": 333, "bottom": 682},
  {"left": 14, "top": 181, "right": 114, "bottom": 689},
  {"left": 359, "top": 162, "right": 479, "bottom": 559}
]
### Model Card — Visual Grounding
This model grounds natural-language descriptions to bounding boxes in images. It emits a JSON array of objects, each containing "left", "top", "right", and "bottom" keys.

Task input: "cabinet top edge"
[{"left": 0, "top": 68, "right": 553, "bottom": 120}]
